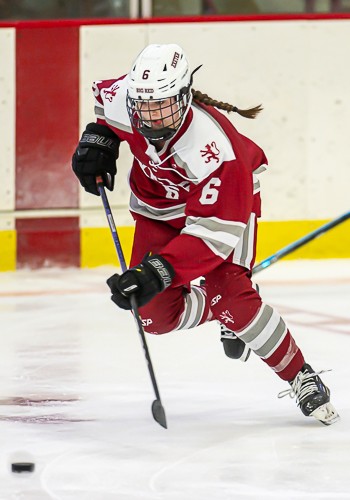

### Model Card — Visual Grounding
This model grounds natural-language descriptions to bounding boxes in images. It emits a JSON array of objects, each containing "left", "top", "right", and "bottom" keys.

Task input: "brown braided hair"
[{"left": 191, "top": 89, "right": 263, "bottom": 119}]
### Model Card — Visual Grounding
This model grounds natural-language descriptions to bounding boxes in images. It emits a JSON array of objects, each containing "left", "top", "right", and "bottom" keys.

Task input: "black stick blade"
[{"left": 152, "top": 399, "right": 167, "bottom": 429}]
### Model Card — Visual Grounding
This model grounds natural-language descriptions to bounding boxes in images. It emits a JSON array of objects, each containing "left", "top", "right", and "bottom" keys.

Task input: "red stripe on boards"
[
  {"left": 16, "top": 26, "right": 79, "bottom": 209},
  {"left": 2, "top": 13, "right": 350, "bottom": 29},
  {"left": 16, "top": 217, "right": 80, "bottom": 268}
]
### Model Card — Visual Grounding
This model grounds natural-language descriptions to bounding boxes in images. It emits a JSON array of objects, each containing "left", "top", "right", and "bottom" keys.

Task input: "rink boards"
[{"left": 0, "top": 18, "right": 350, "bottom": 270}]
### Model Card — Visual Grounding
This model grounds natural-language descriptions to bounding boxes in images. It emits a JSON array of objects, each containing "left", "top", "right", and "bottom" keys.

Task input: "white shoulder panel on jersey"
[
  {"left": 171, "top": 105, "right": 236, "bottom": 183},
  {"left": 94, "top": 77, "right": 132, "bottom": 134}
]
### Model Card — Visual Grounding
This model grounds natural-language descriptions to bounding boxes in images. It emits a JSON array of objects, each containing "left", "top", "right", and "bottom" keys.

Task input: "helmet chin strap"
[
  {"left": 191, "top": 64, "right": 203, "bottom": 80},
  {"left": 178, "top": 65, "right": 202, "bottom": 99}
]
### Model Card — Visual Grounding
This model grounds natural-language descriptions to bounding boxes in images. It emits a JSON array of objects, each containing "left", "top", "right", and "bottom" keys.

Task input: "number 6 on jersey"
[{"left": 199, "top": 177, "right": 221, "bottom": 205}]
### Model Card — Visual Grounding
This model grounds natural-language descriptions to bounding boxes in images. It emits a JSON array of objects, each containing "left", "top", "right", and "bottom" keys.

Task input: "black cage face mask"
[{"left": 126, "top": 86, "right": 191, "bottom": 141}]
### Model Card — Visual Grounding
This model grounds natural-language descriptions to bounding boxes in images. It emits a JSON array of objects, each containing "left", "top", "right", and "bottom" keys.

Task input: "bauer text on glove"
[
  {"left": 72, "top": 122, "right": 120, "bottom": 196},
  {"left": 106, "top": 254, "right": 175, "bottom": 310}
]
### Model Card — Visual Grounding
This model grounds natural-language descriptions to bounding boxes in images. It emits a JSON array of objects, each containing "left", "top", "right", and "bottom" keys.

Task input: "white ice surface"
[{"left": 0, "top": 260, "right": 349, "bottom": 500}]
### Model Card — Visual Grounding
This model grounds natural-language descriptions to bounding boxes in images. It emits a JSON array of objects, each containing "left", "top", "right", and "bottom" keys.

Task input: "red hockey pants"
[{"left": 129, "top": 215, "right": 304, "bottom": 381}]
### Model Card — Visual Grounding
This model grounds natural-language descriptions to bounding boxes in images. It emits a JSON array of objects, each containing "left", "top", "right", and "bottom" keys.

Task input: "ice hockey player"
[{"left": 72, "top": 43, "right": 339, "bottom": 425}]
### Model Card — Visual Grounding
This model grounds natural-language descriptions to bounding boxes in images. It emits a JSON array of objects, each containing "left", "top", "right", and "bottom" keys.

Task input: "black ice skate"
[
  {"left": 278, "top": 363, "right": 340, "bottom": 425},
  {"left": 220, "top": 323, "right": 251, "bottom": 362}
]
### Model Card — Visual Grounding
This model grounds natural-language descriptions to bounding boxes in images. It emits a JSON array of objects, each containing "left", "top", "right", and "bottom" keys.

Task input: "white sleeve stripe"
[
  {"left": 202, "top": 239, "right": 231, "bottom": 259},
  {"left": 245, "top": 213, "right": 256, "bottom": 269},
  {"left": 182, "top": 224, "right": 241, "bottom": 248},
  {"left": 129, "top": 192, "right": 186, "bottom": 221},
  {"left": 253, "top": 164, "right": 267, "bottom": 174},
  {"left": 232, "top": 213, "right": 256, "bottom": 269},
  {"left": 105, "top": 116, "right": 132, "bottom": 134},
  {"left": 203, "top": 240, "right": 232, "bottom": 260},
  {"left": 186, "top": 215, "right": 246, "bottom": 230},
  {"left": 94, "top": 105, "right": 104, "bottom": 117}
]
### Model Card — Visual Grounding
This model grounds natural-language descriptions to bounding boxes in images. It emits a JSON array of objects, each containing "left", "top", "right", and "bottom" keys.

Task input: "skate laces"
[{"left": 278, "top": 368, "right": 330, "bottom": 405}]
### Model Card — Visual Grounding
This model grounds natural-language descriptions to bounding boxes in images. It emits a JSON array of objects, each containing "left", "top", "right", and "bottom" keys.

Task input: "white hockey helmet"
[{"left": 126, "top": 44, "right": 193, "bottom": 141}]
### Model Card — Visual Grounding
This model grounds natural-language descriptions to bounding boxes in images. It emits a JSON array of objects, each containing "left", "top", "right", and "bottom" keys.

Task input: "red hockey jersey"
[{"left": 93, "top": 76, "right": 268, "bottom": 286}]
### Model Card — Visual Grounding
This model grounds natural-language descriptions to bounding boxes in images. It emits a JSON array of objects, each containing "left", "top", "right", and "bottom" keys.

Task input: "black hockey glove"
[
  {"left": 72, "top": 122, "right": 120, "bottom": 196},
  {"left": 106, "top": 254, "right": 175, "bottom": 310}
]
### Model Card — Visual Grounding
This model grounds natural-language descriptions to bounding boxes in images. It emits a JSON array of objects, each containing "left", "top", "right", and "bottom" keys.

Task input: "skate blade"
[{"left": 310, "top": 402, "right": 340, "bottom": 426}]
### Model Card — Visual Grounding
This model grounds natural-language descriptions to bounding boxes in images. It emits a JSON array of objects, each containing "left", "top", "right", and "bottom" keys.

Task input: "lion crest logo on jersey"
[
  {"left": 103, "top": 83, "right": 120, "bottom": 102},
  {"left": 219, "top": 310, "right": 235, "bottom": 325},
  {"left": 200, "top": 141, "right": 220, "bottom": 163}
]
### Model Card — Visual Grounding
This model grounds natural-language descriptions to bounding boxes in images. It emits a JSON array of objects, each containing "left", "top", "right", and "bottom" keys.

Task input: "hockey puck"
[{"left": 11, "top": 462, "right": 35, "bottom": 473}]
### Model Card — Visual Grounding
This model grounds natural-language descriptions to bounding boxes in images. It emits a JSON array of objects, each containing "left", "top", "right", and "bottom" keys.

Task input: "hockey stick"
[
  {"left": 253, "top": 210, "right": 350, "bottom": 275},
  {"left": 96, "top": 176, "right": 167, "bottom": 429}
]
